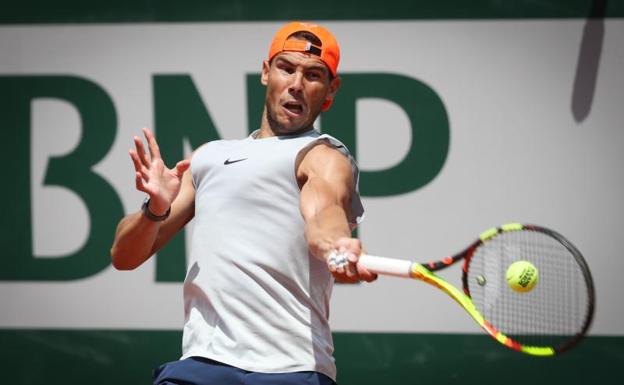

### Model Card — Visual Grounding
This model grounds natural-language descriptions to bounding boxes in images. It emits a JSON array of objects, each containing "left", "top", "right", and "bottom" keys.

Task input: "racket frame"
[{"left": 358, "top": 223, "right": 596, "bottom": 356}]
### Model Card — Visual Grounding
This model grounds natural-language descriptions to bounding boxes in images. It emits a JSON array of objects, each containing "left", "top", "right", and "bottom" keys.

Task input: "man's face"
[{"left": 261, "top": 50, "right": 340, "bottom": 135}]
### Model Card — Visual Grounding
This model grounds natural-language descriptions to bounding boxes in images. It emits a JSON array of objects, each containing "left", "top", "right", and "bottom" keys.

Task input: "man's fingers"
[
  {"left": 345, "top": 254, "right": 358, "bottom": 278},
  {"left": 356, "top": 265, "right": 378, "bottom": 282},
  {"left": 134, "top": 136, "right": 151, "bottom": 167},
  {"left": 134, "top": 172, "right": 149, "bottom": 194},
  {"left": 142, "top": 127, "right": 162, "bottom": 161},
  {"left": 333, "top": 272, "right": 359, "bottom": 284},
  {"left": 129, "top": 149, "right": 140, "bottom": 170},
  {"left": 327, "top": 249, "right": 375, "bottom": 282},
  {"left": 174, "top": 160, "right": 191, "bottom": 178},
  {"left": 129, "top": 150, "right": 150, "bottom": 182}
]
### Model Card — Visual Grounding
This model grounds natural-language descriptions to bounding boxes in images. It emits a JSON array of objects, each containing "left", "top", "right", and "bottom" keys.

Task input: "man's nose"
[{"left": 289, "top": 71, "right": 304, "bottom": 93}]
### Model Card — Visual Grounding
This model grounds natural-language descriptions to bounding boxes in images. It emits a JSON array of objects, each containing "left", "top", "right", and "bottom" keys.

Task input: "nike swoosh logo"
[{"left": 224, "top": 158, "right": 248, "bottom": 165}]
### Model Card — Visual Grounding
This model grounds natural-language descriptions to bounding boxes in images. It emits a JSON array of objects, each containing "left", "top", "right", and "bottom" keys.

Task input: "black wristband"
[{"left": 141, "top": 198, "right": 171, "bottom": 222}]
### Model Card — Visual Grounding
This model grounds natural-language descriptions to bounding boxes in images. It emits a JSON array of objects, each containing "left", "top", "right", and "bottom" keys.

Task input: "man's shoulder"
[
  {"left": 314, "top": 133, "right": 347, "bottom": 151},
  {"left": 299, "top": 133, "right": 352, "bottom": 161},
  {"left": 303, "top": 141, "right": 351, "bottom": 165}
]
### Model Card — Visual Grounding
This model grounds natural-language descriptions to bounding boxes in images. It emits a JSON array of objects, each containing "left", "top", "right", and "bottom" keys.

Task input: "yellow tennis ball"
[{"left": 506, "top": 261, "right": 539, "bottom": 293}]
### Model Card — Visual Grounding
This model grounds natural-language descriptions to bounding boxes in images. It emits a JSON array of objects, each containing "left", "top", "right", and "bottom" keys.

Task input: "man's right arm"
[
  {"left": 110, "top": 169, "right": 195, "bottom": 270},
  {"left": 110, "top": 127, "right": 195, "bottom": 270}
]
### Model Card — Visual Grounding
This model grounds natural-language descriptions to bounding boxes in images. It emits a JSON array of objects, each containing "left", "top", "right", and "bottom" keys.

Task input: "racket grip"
[{"left": 358, "top": 254, "right": 413, "bottom": 278}]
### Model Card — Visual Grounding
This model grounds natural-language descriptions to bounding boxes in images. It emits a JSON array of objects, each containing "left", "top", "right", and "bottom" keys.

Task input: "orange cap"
[{"left": 268, "top": 21, "right": 340, "bottom": 77}]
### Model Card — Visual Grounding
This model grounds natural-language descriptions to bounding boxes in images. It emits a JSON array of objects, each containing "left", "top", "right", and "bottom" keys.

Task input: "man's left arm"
[{"left": 298, "top": 142, "right": 377, "bottom": 283}]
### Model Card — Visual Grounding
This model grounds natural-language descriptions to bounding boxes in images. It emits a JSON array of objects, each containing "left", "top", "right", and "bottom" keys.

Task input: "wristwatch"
[{"left": 141, "top": 197, "right": 171, "bottom": 222}]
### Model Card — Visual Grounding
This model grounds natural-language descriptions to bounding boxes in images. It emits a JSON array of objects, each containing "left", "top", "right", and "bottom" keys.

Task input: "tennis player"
[{"left": 111, "top": 21, "right": 376, "bottom": 385}]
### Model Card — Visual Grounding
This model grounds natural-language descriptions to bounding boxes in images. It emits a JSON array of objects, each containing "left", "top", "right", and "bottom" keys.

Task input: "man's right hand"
[
  {"left": 129, "top": 127, "right": 190, "bottom": 215},
  {"left": 111, "top": 127, "right": 195, "bottom": 270}
]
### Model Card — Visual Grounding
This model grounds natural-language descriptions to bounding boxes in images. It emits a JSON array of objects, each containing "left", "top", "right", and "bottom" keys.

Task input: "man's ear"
[
  {"left": 328, "top": 75, "right": 341, "bottom": 100},
  {"left": 321, "top": 76, "right": 341, "bottom": 111},
  {"left": 261, "top": 60, "right": 271, "bottom": 86}
]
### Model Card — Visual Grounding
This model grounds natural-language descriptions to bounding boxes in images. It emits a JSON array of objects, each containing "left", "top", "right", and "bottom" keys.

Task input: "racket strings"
[{"left": 466, "top": 230, "right": 590, "bottom": 350}]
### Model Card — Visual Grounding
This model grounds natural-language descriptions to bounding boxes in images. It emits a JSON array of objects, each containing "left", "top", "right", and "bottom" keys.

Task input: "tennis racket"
[{"left": 356, "top": 223, "right": 595, "bottom": 356}]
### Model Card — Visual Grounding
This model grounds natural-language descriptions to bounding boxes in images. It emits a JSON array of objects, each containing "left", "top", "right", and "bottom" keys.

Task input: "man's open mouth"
[{"left": 283, "top": 101, "right": 304, "bottom": 115}]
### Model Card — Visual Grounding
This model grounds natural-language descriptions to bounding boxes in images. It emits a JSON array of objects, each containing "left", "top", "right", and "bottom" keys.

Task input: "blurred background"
[{"left": 1, "top": 1, "right": 623, "bottom": 384}]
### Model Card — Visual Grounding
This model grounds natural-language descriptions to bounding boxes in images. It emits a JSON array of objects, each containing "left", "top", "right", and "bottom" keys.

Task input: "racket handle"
[{"left": 358, "top": 254, "right": 413, "bottom": 278}]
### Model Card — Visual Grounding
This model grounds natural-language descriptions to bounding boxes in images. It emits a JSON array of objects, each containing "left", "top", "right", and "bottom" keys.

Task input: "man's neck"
[{"left": 257, "top": 109, "right": 313, "bottom": 139}]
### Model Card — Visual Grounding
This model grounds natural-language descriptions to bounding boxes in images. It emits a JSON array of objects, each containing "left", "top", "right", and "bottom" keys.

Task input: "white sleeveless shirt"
[{"left": 181, "top": 128, "right": 363, "bottom": 381}]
